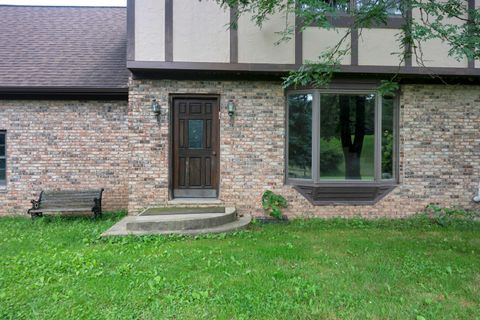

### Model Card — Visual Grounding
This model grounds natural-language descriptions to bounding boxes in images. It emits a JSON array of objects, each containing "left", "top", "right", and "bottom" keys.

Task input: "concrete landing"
[{"left": 101, "top": 207, "right": 251, "bottom": 237}]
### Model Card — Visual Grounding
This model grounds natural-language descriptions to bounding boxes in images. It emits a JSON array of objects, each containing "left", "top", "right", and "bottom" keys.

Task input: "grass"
[{"left": 0, "top": 213, "right": 479, "bottom": 319}]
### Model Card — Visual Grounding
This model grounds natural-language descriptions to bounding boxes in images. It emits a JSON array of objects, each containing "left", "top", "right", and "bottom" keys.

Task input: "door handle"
[{"left": 212, "top": 151, "right": 217, "bottom": 156}]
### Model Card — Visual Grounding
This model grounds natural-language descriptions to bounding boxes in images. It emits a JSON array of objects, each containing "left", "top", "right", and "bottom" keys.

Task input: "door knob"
[{"left": 212, "top": 151, "right": 217, "bottom": 156}]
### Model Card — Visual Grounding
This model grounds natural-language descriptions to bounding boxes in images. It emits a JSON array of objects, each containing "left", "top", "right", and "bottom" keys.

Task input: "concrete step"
[
  {"left": 101, "top": 207, "right": 250, "bottom": 237},
  {"left": 126, "top": 209, "right": 236, "bottom": 232},
  {"left": 140, "top": 206, "right": 225, "bottom": 216}
]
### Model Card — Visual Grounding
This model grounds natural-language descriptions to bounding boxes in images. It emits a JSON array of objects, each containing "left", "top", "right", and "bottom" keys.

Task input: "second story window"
[
  {"left": 305, "top": 0, "right": 403, "bottom": 16},
  {"left": 0, "top": 131, "right": 5, "bottom": 186},
  {"left": 356, "top": 0, "right": 402, "bottom": 16},
  {"left": 324, "top": 0, "right": 350, "bottom": 13}
]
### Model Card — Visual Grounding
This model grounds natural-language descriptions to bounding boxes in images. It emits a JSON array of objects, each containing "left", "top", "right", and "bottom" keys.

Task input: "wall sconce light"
[
  {"left": 226, "top": 100, "right": 236, "bottom": 117},
  {"left": 151, "top": 99, "right": 161, "bottom": 115}
]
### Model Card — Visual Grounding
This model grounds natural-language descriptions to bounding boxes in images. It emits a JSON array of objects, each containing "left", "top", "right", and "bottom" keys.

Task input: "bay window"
[{"left": 287, "top": 89, "right": 398, "bottom": 185}]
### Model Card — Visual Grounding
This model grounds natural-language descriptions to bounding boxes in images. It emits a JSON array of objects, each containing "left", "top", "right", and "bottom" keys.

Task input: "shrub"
[
  {"left": 261, "top": 190, "right": 288, "bottom": 219},
  {"left": 424, "top": 204, "right": 477, "bottom": 227}
]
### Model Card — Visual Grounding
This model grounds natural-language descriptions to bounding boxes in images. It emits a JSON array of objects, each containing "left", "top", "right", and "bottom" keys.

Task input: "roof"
[{"left": 0, "top": 6, "right": 128, "bottom": 91}]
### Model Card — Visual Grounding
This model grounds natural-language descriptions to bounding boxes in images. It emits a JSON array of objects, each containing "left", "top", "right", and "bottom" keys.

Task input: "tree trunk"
[{"left": 339, "top": 96, "right": 366, "bottom": 179}]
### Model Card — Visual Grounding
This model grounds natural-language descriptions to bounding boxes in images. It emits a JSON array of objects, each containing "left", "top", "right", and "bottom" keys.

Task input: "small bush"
[
  {"left": 261, "top": 190, "right": 288, "bottom": 219},
  {"left": 424, "top": 204, "right": 477, "bottom": 227}
]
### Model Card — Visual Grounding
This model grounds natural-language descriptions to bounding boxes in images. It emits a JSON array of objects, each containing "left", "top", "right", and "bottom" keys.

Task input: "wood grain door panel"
[{"left": 172, "top": 98, "right": 219, "bottom": 198}]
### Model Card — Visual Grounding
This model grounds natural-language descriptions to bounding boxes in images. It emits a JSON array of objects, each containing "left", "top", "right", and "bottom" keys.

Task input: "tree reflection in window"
[{"left": 288, "top": 94, "right": 312, "bottom": 179}]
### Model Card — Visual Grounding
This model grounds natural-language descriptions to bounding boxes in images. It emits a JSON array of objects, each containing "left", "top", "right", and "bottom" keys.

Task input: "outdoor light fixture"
[
  {"left": 151, "top": 99, "right": 161, "bottom": 115},
  {"left": 226, "top": 100, "right": 236, "bottom": 117}
]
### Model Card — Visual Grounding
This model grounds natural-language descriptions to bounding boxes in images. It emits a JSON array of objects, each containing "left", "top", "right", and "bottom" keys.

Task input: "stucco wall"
[
  {"left": 237, "top": 9, "right": 295, "bottom": 64},
  {"left": 135, "top": 0, "right": 165, "bottom": 61},
  {"left": 303, "top": 27, "right": 351, "bottom": 65},
  {"left": 172, "top": 0, "right": 230, "bottom": 63},
  {"left": 358, "top": 29, "right": 403, "bottom": 66},
  {"left": 128, "top": 80, "right": 480, "bottom": 217},
  {"left": 0, "top": 99, "right": 129, "bottom": 215},
  {"left": 412, "top": 0, "right": 468, "bottom": 68}
]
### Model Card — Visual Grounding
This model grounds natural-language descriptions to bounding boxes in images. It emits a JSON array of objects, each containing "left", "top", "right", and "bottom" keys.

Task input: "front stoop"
[{"left": 101, "top": 207, "right": 251, "bottom": 237}]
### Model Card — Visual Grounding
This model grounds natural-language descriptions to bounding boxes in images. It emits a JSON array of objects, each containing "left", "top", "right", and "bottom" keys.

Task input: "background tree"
[{"left": 214, "top": 0, "right": 480, "bottom": 92}]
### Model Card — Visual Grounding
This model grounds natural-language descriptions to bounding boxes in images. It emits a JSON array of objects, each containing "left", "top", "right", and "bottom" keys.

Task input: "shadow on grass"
[{"left": 31, "top": 210, "right": 128, "bottom": 224}]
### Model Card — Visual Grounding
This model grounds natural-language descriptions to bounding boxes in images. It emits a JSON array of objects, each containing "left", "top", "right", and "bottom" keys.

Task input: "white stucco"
[
  {"left": 173, "top": 0, "right": 230, "bottom": 63},
  {"left": 412, "top": 0, "right": 468, "bottom": 68},
  {"left": 302, "top": 27, "right": 351, "bottom": 65},
  {"left": 238, "top": 10, "right": 295, "bottom": 64},
  {"left": 135, "top": 0, "right": 165, "bottom": 61},
  {"left": 358, "top": 29, "right": 403, "bottom": 66}
]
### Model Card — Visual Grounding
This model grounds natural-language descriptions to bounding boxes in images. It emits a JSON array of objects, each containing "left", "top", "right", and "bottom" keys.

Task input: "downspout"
[{"left": 473, "top": 182, "right": 480, "bottom": 203}]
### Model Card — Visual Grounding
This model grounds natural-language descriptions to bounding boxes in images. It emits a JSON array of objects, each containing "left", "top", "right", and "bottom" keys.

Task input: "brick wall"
[
  {"left": 128, "top": 80, "right": 480, "bottom": 217},
  {"left": 0, "top": 99, "right": 129, "bottom": 215}
]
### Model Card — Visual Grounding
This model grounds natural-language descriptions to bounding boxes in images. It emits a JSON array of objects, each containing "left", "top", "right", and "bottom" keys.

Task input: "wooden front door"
[{"left": 172, "top": 98, "right": 219, "bottom": 198}]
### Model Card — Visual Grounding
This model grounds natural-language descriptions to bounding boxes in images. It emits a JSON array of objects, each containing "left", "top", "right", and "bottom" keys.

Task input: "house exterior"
[{"left": 0, "top": 1, "right": 479, "bottom": 217}]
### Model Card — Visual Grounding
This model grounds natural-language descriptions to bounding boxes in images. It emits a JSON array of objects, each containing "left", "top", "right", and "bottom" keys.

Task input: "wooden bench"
[{"left": 28, "top": 189, "right": 104, "bottom": 219}]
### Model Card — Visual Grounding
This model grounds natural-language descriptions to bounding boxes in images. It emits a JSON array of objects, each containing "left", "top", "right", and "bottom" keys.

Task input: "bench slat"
[
  {"left": 41, "top": 200, "right": 99, "bottom": 205},
  {"left": 42, "top": 193, "right": 101, "bottom": 197},
  {"left": 39, "top": 204, "right": 95, "bottom": 209},
  {"left": 30, "top": 208, "right": 94, "bottom": 213},
  {"left": 42, "top": 193, "right": 102, "bottom": 200}
]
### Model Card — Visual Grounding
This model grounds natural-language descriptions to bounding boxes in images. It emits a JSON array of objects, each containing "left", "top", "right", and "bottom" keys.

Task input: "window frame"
[
  {"left": 285, "top": 87, "right": 399, "bottom": 186},
  {"left": 0, "top": 131, "right": 6, "bottom": 187}
]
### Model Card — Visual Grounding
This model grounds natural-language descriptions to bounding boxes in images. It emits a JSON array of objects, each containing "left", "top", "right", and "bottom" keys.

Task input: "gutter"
[{"left": 0, "top": 87, "right": 129, "bottom": 100}]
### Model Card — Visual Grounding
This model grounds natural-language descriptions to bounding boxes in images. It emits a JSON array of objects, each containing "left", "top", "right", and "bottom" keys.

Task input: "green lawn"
[{"left": 1, "top": 213, "right": 479, "bottom": 320}]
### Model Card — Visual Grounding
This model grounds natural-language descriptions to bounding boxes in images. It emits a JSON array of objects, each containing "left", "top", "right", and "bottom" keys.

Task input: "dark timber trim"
[
  {"left": 0, "top": 87, "right": 128, "bottom": 100},
  {"left": 165, "top": 0, "right": 173, "bottom": 62},
  {"left": 127, "top": 0, "right": 135, "bottom": 61},
  {"left": 404, "top": 5, "right": 413, "bottom": 67},
  {"left": 128, "top": 61, "right": 480, "bottom": 76},
  {"left": 468, "top": 0, "right": 475, "bottom": 69},
  {"left": 295, "top": 10, "right": 303, "bottom": 66},
  {"left": 351, "top": 27, "right": 359, "bottom": 66},
  {"left": 230, "top": 5, "right": 238, "bottom": 63}
]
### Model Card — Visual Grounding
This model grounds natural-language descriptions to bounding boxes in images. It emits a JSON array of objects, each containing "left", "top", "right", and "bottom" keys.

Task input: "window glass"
[
  {"left": 320, "top": 94, "right": 375, "bottom": 180},
  {"left": 324, "top": 0, "right": 349, "bottom": 12},
  {"left": 382, "top": 96, "right": 395, "bottom": 179},
  {"left": 356, "top": 0, "right": 402, "bottom": 15},
  {"left": 188, "top": 120, "right": 203, "bottom": 149},
  {"left": 288, "top": 94, "right": 313, "bottom": 179},
  {"left": 300, "top": 0, "right": 349, "bottom": 14}
]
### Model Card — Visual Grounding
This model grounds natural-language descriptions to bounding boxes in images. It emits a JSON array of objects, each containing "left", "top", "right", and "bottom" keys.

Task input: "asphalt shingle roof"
[{"left": 0, "top": 6, "right": 128, "bottom": 90}]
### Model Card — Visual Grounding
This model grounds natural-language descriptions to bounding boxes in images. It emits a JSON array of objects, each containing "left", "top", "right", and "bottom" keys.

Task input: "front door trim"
[{"left": 169, "top": 94, "right": 220, "bottom": 199}]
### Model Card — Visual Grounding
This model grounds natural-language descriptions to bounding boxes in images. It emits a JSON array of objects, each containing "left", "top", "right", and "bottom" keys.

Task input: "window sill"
[{"left": 292, "top": 182, "right": 397, "bottom": 206}]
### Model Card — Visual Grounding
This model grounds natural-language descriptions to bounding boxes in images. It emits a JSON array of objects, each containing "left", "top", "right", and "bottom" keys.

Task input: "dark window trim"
[
  {"left": 285, "top": 85, "right": 399, "bottom": 204},
  {"left": 0, "top": 131, "right": 6, "bottom": 187}
]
